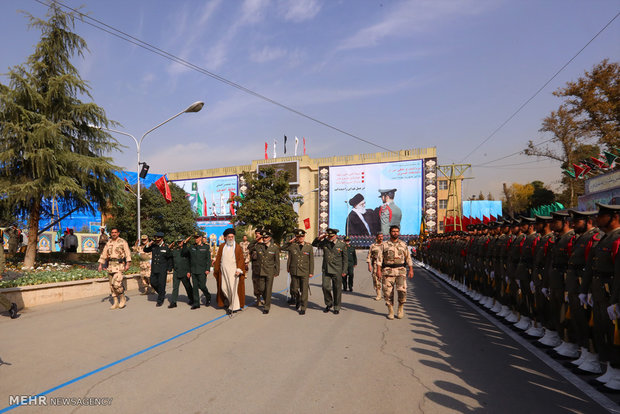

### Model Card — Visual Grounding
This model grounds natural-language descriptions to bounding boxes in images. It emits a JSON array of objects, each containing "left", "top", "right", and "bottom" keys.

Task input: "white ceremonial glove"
[
  {"left": 578, "top": 293, "right": 587, "bottom": 306},
  {"left": 529, "top": 281, "right": 535, "bottom": 294},
  {"left": 516, "top": 280, "right": 521, "bottom": 289},
  {"left": 587, "top": 293, "right": 593, "bottom": 307},
  {"left": 490, "top": 271, "right": 495, "bottom": 280},
  {"left": 541, "top": 288, "right": 549, "bottom": 298},
  {"left": 607, "top": 304, "right": 619, "bottom": 321},
  {"left": 505, "top": 276, "right": 509, "bottom": 284}
]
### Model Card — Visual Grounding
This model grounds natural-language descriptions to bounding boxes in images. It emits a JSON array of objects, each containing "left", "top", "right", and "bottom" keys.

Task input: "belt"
[
  {"left": 110, "top": 258, "right": 126, "bottom": 263},
  {"left": 382, "top": 263, "right": 405, "bottom": 269}
]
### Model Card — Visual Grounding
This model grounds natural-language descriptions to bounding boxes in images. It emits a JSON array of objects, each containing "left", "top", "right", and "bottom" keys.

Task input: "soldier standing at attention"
[
  {"left": 367, "top": 233, "right": 384, "bottom": 300},
  {"left": 182, "top": 233, "right": 212, "bottom": 310},
  {"left": 134, "top": 235, "right": 152, "bottom": 294},
  {"left": 98, "top": 227, "right": 109, "bottom": 254},
  {"left": 313, "top": 228, "right": 348, "bottom": 315},
  {"left": 282, "top": 229, "right": 314, "bottom": 315},
  {"left": 343, "top": 236, "right": 357, "bottom": 292},
  {"left": 168, "top": 238, "right": 194, "bottom": 308},
  {"left": 254, "top": 229, "right": 280, "bottom": 314},
  {"left": 98, "top": 228, "right": 132, "bottom": 310},
  {"left": 144, "top": 232, "right": 173, "bottom": 307},
  {"left": 376, "top": 225, "right": 414, "bottom": 320}
]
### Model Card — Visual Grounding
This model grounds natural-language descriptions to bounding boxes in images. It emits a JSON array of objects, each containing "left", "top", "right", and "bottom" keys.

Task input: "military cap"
[
  {"left": 535, "top": 215, "right": 552, "bottom": 223},
  {"left": 193, "top": 231, "right": 203, "bottom": 238},
  {"left": 596, "top": 203, "right": 620, "bottom": 215},
  {"left": 520, "top": 216, "right": 536, "bottom": 224},
  {"left": 262, "top": 228, "right": 273, "bottom": 237},
  {"left": 326, "top": 228, "right": 339, "bottom": 236},
  {"left": 466, "top": 224, "right": 474, "bottom": 231},
  {"left": 378, "top": 188, "right": 397, "bottom": 196},
  {"left": 551, "top": 210, "right": 570, "bottom": 220},
  {"left": 154, "top": 231, "right": 164, "bottom": 238},
  {"left": 568, "top": 209, "right": 598, "bottom": 219},
  {"left": 141, "top": 234, "right": 149, "bottom": 240},
  {"left": 294, "top": 229, "right": 306, "bottom": 236},
  {"left": 500, "top": 219, "right": 512, "bottom": 227},
  {"left": 223, "top": 228, "right": 236, "bottom": 237},
  {"left": 349, "top": 193, "right": 364, "bottom": 207},
  {"left": 254, "top": 226, "right": 264, "bottom": 233},
  {"left": 344, "top": 236, "right": 351, "bottom": 242}
]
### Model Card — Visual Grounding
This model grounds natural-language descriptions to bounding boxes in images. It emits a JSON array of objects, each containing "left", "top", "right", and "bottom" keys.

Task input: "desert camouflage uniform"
[
  {"left": 99, "top": 237, "right": 132, "bottom": 296},
  {"left": 239, "top": 240, "right": 250, "bottom": 269},
  {"left": 377, "top": 239, "right": 413, "bottom": 305},
  {"left": 366, "top": 241, "right": 383, "bottom": 292},
  {"left": 134, "top": 244, "right": 152, "bottom": 289}
]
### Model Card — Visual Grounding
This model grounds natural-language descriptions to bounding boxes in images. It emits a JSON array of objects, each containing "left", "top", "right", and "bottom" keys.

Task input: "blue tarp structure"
[{"left": 462, "top": 200, "right": 502, "bottom": 220}]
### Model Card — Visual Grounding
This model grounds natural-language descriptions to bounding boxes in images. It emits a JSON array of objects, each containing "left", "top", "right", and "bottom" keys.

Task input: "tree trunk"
[{"left": 23, "top": 198, "right": 41, "bottom": 269}]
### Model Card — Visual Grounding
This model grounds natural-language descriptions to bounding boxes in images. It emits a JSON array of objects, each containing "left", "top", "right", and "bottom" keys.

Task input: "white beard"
[
  {"left": 226, "top": 240, "right": 234, "bottom": 247},
  {"left": 354, "top": 206, "right": 367, "bottom": 215}
]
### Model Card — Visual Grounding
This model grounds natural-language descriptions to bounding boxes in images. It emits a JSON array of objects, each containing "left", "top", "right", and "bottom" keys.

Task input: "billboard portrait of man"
[{"left": 345, "top": 193, "right": 378, "bottom": 236}]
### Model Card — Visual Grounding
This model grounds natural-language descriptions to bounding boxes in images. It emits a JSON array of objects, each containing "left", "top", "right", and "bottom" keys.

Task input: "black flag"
[{"left": 284, "top": 135, "right": 287, "bottom": 154}]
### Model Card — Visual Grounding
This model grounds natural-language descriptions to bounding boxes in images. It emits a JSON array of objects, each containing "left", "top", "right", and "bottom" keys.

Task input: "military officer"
[
  {"left": 512, "top": 217, "right": 539, "bottom": 331},
  {"left": 98, "top": 228, "right": 132, "bottom": 310},
  {"left": 282, "top": 229, "right": 314, "bottom": 315},
  {"left": 248, "top": 228, "right": 265, "bottom": 305},
  {"left": 376, "top": 225, "right": 414, "bottom": 320},
  {"left": 367, "top": 233, "right": 384, "bottom": 300},
  {"left": 7, "top": 225, "right": 19, "bottom": 257},
  {"left": 239, "top": 234, "right": 250, "bottom": 272},
  {"left": 378, "top": 189, "right": 402, "bottom": 235},
  {"left": 343, "top": 236, "right": 357, "bottom": 292},
  {"left": 144, "top": 232, "right": 173, "bottom": 307},
  {"left": 313, "top": 228, "right": 348, "bottom": 314},
  {"left": 168, "top": 238, "right": 194, "bottom": 308},
  {"left": 254, "top": 229, "right": 280, "bottom": 314},
  {"left": 182, "top": 232, "right": 212, "bottom": 309},
  {"left": 134, "top": 235, "right": 152, "bottom": 294}
]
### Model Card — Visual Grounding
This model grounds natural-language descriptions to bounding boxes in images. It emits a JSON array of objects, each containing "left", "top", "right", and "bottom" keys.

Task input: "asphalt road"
[{"left": 0, "top": 251, "right": 617, "bottom": 413}]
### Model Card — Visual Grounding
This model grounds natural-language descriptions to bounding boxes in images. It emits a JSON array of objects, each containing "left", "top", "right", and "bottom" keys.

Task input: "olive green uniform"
[
  {"left": 170, "top": 246, "right": 194, "bottom": 306},
  {"left": 283, "top": 240, "right": 314, "bottom": 311},
  {"left": 182, "top": 243, "right": 212, "bottom": 307},
  {"left": 255, "top": 241, "right": 281, "bottom": 311},
  {"left": 313, "top": 237, "right": 347, "bottom": 311},
  {"left": 343, "top": 244, "right": 357, "bottom": 291}
]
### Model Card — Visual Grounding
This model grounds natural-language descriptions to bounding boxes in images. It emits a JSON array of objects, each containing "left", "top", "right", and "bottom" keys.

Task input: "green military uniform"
[
  {"left": 169, "top": 241, "right": 194, "bottom": 307},
  {"left": 313, "top": 229, "right": 348, "bottom": 314},
  {"left": 282, "top": 229, "right": 314, "bottom": 314},
  {"left": 248, "top": 231, "right": 264, "bottom": 304},
  {"left": 143, "top": 233, "right": 173, "bottom": 306},
  {"left": 182, "top": 235, "right": 212, "bottom": 308},
  {"left": 254, "top": 231, "right": 280, "bottom": 313},
  {"left": 514, "top": 218, "right": 539, "bottom": 324},
  {"left": 7, "top": 226, "right": 19, "bottom": 257},
  {"left": 343, "top": 238, "right": 357, "bottom": 292}
]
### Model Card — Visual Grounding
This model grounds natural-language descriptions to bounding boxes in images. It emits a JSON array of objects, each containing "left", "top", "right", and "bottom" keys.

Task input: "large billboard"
[
  {"left": 320, "top": 159, "right": 424, "bottom": 236},
  {"left": 172, "top": 175, "right": 238, "bottom": 218}
]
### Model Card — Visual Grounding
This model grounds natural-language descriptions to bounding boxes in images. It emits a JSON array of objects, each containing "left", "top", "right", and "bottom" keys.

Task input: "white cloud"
[
  {"left": 240, "top": 0, "right": 271, "bottom": 24},
  {"left": 279, "top": 0, "right": 321, "bottom": 22},
  {"left": 250, "top": 46, "right": 287, "bottom": 63},
  {"left": 338, "top": 0, "right": 497, "bottom": 50}
]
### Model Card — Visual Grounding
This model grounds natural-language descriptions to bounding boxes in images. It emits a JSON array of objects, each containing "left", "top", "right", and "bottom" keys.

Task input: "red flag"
[
  {"left": 123, "top": 177, "right": 131, "bottom": 192},
  {"left": 229, "top": 191, "right": 235, "bottom": 215},
  {"left": 483, "top": 215, "right": 490, "bottom": 224},
  {"left": 490, "top": 215, "right": 496, "bottom": 222},
  {"left": 265, "top": 142, "right": 268, "bottom": 160},
  {"left": 203, "top": 192, "right": 208, "bottom": 216},
  {"left": 155, "top": 175, "right": 172, "bottom": 204},
  {"left": 462, "top": 216, "right": 470, "bottom": 228},
  {"left": 573, "top": 163, "right": 585, "bottom": 178},
  {"left": 303, "top": 218, "right": 311, "bottom": 230},
  {"left": 303, "top": 137, "right": 306, "bottom": 155},
  {"left": 590, "top": 157, "right": 607, "bottom": 168}
]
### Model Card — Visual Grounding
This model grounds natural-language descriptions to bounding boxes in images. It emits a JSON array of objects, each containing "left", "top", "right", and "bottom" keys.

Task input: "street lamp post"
[{"left": 92, "top": 101, "right": 204, "bottom": 241}]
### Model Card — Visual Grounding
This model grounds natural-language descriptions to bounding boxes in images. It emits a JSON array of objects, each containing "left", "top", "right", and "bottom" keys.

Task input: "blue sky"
[{"left": 1, "top": 0, "right": 618, "bottom": 200}]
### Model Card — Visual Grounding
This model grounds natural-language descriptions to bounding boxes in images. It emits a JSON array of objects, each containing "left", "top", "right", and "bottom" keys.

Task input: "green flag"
[
  {"left": 191, "top": 182, "right": 198, "bottom": 192},
  {"left": 196, "top": 192, "right": 203, "bottom": 215},
  {"left": 604, "top": 150, "right": 618, "bottom": 167}
]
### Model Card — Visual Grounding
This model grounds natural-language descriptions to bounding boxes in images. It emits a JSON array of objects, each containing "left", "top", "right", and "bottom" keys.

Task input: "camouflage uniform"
[
  {"left": 134, "top": 243, "right": 152, "bottom": 292},
  {"left": 366, "top": 241, "right": 383, "bottom": 299},
  {"left": 377, "top": 239, "right": 413, "bottom": 306},
  {"left": 98, "top": 237, "right": 132, "bottom": 297},
  {"left": 239, "top": 240, "right": 250, "bottom": 270}
]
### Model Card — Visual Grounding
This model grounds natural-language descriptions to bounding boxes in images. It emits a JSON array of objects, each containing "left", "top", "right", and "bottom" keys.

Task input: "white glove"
[
  {"left": 578, "top": 293, "right": 587, "bottom": 306},
  {"left": 587, "top": 293, "right": 593, "bottom": 307},
  {"left": 541, "top": 288, "right": 549, "bottom": 298},
  {"left": 505, "top": 276, "right": 509, "bottom": 284},
  {"left": 607, "top": 304, "right": 619, "bottom": 321},
  {"left": 490, "top": 271, "right": 495, "bottom": 280},
  {"left": 529, "top": 281, "right": 535, "bottom": 294},
  {"left": 516, "top": 280, "right": 521, "bottom": 289}
]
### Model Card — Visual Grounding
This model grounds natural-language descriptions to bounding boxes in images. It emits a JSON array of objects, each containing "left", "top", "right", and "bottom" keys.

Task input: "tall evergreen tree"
[{"left": 0, "top": 3, "right": 122, "bottom": 268}]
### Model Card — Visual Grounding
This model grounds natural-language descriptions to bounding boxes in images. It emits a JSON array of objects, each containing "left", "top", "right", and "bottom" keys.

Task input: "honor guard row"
[{"left": 419, "top": 203, "right": 620, "bottom": 392}]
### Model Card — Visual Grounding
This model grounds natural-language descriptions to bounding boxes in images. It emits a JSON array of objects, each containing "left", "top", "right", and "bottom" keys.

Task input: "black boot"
[{"left": 9, "top": 303, "right": 18, "bottom": 319}]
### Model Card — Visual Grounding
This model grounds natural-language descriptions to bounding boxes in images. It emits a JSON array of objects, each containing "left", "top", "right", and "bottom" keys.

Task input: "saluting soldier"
[
  {"left": 343, "top": 236, "right": 357, "bottom": 292},
  {"left": 182, "top": 232, "right": 212, "bottom": 309},
  {"left": 376, "top": 225, "right": 414, "bottom": 320},
  {"left": 134, "top": 235, "right": 152, "bottom": 294},
  {"left": 143, "top": 232, "right": 173, "bottom": 307},
  {"left": 313, "top": 228, "right": 347, "bottom": 314},
  {"left": 98, "top": 228, "right": 132, "bottom": 310},
  {"left": 366, "top": 233, "right": 384, "bottom": 300},
  {"left": 282, "top": 229, "right": 314, "bottom": 315},
  {"left": 254, "top": 229, "right": 280, "bottom": 314},
  {"left": 168, "top": 238, "right": 194, "bottom": 308}
]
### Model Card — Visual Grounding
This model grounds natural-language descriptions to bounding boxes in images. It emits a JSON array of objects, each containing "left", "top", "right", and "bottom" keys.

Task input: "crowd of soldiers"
[{"left": 419, "top": 202, "right": 620, "bottom": 392}]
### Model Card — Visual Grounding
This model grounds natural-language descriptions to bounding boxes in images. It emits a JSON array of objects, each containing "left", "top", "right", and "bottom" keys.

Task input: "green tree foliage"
[
  {"left": 105, "top": 182, "right": 199, "bottom": 246},
  {"left": 0, "top": 4, "right": 122, "bottom": 268},
  {"left": 234, "top": 168, "right": 298, "bottom": 244},
  {"left": 530, "top": 180, "right": 555, "bottom": 208},
  {"left": 554, "top": 59, "right": 619, "bottom": 150}
]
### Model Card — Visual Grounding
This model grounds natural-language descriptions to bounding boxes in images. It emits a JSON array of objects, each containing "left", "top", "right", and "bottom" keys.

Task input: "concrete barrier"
[{"left": 0, "top": 273, "right": 174, "bottom": 309}]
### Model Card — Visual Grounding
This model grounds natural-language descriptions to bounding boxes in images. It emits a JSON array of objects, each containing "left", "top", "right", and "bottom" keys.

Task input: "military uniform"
[
  {"left": 282, "top": 230, "right": 314, "bottom": 313},
  {"left": 169, "top": 242, "right": 194, "bottom": 307},
  {"left": 378, "top": 189, "right": 402, "bottom": 235},
  {"left": 248, "top": 236, "right": 264, "bottom": 304},
  {"left": 134, "top": 240, "right": 152, "bottom": 293},
  {"left": 7, "top": 227, "right": 19, "bottom": 257},
  {"left": 313, "top": 229, "right": 347, "bottom": 314},
  {"left": 239, "top": 240, "right": 250, "bottom": 270},
  {"left": 343, "top": 238, "right": 357, "bottom": 292},
  {"left": 144, "top": 234, "right": 173, "bottom": 306},
  {"left": 377, "top": 237, "right": 413, "bottom": 316},
  {"left": 98, "top": 236, "right": 132, "bottom": 309},
  {"left": 182, "top": 237, "right": 212, "bottom": 308},
  {"left": 366, "top": 239, "right": 383, "bottom": 300},
  {"left": 98, "top": 231, "right": 109, "bottom": 254},
  {"left": 254, "top": 235, "right": 280, "bottom": 313}
]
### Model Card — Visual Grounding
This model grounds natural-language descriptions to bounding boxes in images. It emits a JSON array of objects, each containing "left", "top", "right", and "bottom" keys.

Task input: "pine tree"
[{"left": 0, "top": 3, "right": 122, "bottom": 268}]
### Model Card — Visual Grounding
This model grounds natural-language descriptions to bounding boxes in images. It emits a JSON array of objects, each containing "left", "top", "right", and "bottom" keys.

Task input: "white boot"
[
  {"left": 505, "top": 311, "right": 519, "bottom": 323},
  {"left": 555, "top": 342, "right": 579, "bottom": 358},
  {"left": 595, "top": 362, "right": 615, "bottom": 384},
  {"left": 538, "top": 329, "right": 562, "bottom": 347},
  {"left": 497, "top": 305, "right": 509, "bottom": 317},
  {"left": 491, "top": 301, "right": 502, "bottom": 313},
  {"left": 514, "top": 316, "right": 530, "bottom": 331},
  {"left": 577, "top": 352, "right": 603, "bottom": 374},
  {"left": 570, "top": 347, "right": 589, "bottom": 366},
  {"left": 525, "top": 322, "right": 545, "bottom": 338},
  {"left": 603, "top": 366, "right": 620, "bottom": 390}
]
